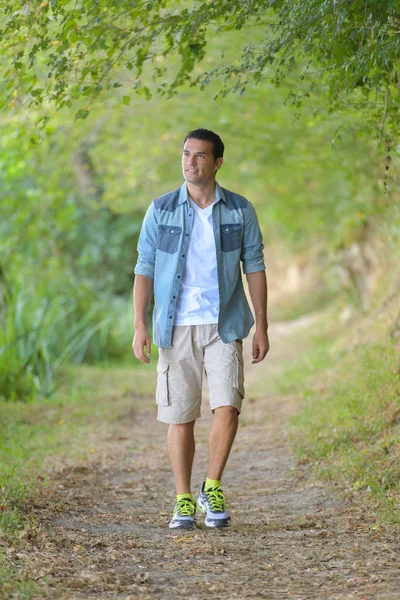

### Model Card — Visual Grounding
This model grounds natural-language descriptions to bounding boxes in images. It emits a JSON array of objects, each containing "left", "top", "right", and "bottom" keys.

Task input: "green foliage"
[
  {"left": 1, "top": 27, "right": 396, "bottom": 403},
  {"left": 0, "top": 284, "right": 119, "bottom": 400},
  {"left": 1, "top": 1, "right": 399, "bottom": 405},
  {"left": 91, "top": 84, "right": 392, "bottom": 250},
  {"left": 2, "top": 0, "right": 399, "bottom": 142},
  {"left": 0, "top": 116, "right": 141, "bottom": 401}
]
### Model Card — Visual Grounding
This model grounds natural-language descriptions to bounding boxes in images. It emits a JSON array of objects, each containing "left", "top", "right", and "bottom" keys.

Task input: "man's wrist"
[
  {"left": 134, "top": 321, "right": 149, "bottom": 331},
  {"left": 255, "top": 320, "right": 268, "bottom": 332}
]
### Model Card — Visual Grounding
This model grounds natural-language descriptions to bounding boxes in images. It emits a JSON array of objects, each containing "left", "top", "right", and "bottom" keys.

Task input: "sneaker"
[
  {"left": 169, "top": 497, "right": 197, "bottom": 530},
  {"left": 197, "top": 482, "right": 231, "bottom": 528}
]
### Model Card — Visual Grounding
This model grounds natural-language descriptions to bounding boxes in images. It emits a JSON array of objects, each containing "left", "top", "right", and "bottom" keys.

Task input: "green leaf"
[{"left": 75, "top": 109, "right": 90, "bottom": 120}]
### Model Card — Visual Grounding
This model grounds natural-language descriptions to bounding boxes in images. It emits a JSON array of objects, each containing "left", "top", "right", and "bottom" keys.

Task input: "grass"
[
  {"left": 246, "top": 250, "right": 400, "bottom": 525},
  {"left": 0, "top": 360, "right": 157, "bottom": 533},
  {"left": 0, "top": 289, "right": 137, "bottom": 403},
  {"left": 0, "top": 561, "right": 38, "bottom": 600},
  {"left": 265, "top": 299, "right": 400, "bottom": 524},
  {"left": 0, "top": 358, "right": 157, "bottom": 597},
  {"left": 268, "top": 287, "right": 334, "bottom": 322},
  {"left": 289, "top": 340, "right": 400, "bottom": 521}
]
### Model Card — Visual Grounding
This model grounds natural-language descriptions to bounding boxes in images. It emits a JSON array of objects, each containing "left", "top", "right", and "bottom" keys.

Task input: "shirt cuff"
[
  {"left": 134, "top": 261, "right": 155, "bottom": 279},
  {"left": 242, "top": 262, "right": 266, "bottom": 274}
]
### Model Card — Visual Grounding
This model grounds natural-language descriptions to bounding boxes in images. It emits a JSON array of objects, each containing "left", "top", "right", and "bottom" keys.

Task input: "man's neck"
[{"left": 186, "top": 180, "right": 217, "bottom": 209}]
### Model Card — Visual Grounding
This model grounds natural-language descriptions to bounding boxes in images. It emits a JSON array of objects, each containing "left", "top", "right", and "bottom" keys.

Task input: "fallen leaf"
[{"left": 136, "top": 572, "right": 150, "bottom": 584}]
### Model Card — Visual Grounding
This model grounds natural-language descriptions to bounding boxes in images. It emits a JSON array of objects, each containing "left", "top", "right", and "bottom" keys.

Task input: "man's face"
[{"left": 182, "top": 138, "right": 223, "bottom": 185}]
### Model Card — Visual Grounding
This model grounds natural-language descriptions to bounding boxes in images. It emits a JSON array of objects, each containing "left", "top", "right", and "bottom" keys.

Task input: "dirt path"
[{"left": 12, "top": 321, "right": 400, "bottom": 599}]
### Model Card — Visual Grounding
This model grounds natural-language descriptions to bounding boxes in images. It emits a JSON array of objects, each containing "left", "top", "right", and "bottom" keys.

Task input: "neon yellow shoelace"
[
  {"left": 175, "top": 498, "right": 195, "bottom": 516},
  {"left": 205, "top": 487, "right": 226, "bottom": 512}
]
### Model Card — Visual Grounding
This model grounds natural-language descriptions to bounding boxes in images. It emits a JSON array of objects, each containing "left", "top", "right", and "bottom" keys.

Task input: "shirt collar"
[{"left": 178, "top": 181, "right": 226, "bottom": 205}]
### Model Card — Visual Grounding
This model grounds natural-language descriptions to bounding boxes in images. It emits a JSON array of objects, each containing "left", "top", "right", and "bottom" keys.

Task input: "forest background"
[{"left": 1, "top": 0, "right": 400, "bottom": 553}]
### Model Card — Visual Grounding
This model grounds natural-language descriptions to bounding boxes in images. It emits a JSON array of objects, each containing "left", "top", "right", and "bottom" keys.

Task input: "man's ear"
[{"left": 215, "top": 157, "right": 224, "bottom": 172}]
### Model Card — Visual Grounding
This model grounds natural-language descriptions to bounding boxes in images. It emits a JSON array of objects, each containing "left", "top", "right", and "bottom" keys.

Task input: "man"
[{"left": 132, "top": 128, "right": 269, "bottom": 530}]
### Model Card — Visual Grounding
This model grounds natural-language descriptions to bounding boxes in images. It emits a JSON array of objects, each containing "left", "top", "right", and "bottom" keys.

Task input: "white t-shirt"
[{"left": 174, "top": 196, "right": 219, "bottom": 325}]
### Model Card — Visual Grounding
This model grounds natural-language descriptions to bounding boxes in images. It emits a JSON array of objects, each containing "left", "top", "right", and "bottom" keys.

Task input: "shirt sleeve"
[
  {"left": 134, "top": 202, "right": 158, "bottom": 280},
  {"left": 240, "top": 201, "right": 266, "bottom": 274}
]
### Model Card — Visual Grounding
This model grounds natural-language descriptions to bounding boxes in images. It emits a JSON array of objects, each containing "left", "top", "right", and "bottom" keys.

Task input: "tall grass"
[{"left": 0, "top": 287, "right": 132, "bottom": 401}]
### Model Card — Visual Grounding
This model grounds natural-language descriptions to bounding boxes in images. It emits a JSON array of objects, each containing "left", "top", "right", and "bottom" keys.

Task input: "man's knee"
[
  {"left": 168, "top": 420, "right": 196, "bottom": 433},
  {"left": 213, "top": 406, "right": 239, "bottom": 419}
]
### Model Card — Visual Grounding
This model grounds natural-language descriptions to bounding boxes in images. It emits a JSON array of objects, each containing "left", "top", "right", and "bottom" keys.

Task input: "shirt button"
[
  {"left": 182, "top": 254, "right": 185, "bottom": 257},
  {"left": 173, "top": 296, "right": 176, "bottom": 299},
  {"left": 186, "top": 233, "right": 189, "bottom": 236},
  {"left": 177, "top": 275, "right": 181, "bottom": 278},
  {"left": 169, "top": 316, "right": 172, "bottom": 319}
]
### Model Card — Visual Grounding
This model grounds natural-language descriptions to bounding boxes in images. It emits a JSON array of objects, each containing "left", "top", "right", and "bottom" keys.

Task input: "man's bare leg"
[
  {"left": 207, "top": 406, "right": 239, "bottom": 480},
  {"left": 167, "top": 421, "right": 196, "bottom": 495}
]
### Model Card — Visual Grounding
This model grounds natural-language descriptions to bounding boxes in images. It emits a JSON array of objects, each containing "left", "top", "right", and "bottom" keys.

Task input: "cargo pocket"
[
  {"left": 156, "top": 362, "right": 170, "bottom": 406},
  {"left": 234, "top": 349, "right": 245, "bottom": 399}
]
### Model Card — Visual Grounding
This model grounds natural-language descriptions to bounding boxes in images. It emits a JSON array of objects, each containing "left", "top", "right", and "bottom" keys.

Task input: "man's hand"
[
  {"left": 251, "top": 328, "right": 270, "bottom": 364},
  {"left": 132, "top": 326, "right": 152, "bottom": 364}
]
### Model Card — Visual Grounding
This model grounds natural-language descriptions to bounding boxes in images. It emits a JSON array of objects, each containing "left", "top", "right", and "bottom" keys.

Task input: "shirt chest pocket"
[
  {"left": 157, "top": 225, "right": 182, "bottom": 254},
  {"left": 220, "top": 223, "right": 243, "bottom": 252}
]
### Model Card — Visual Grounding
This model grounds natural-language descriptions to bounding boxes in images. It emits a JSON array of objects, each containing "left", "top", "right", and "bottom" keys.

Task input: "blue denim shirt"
[{"left": 134, "top": 182, "right": 266, "bottom": 348}]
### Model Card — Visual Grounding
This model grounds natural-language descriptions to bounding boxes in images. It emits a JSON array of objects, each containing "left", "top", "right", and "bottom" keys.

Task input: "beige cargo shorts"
[{"left": 156, "top": 324, "right": 244, "bottom": 424}]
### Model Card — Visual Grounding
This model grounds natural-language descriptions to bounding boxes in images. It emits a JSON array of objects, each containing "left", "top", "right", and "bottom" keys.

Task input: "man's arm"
[
  {"left": 240, "top": 200, "right": 269, "bottom": 364},
  {"left": 132, "top": 201, "right": 158, "bottom": 363},
  {"left": 132, "top": 274, "right": 154, "bottom": 363},
  {"left": 246, "top": 270, "right": 270, "bottom": 364}
]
